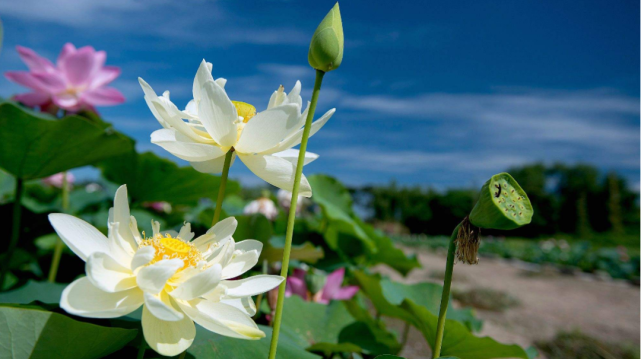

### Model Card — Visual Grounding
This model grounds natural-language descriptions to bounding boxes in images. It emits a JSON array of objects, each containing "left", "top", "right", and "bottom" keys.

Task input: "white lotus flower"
[
  {"left": 243, "top": 197, "right": 279, "bottom": 221},
  {"left": 49, "top": 185, "right": 283, "bottom": 356},
  {"left": 139, "top": 60, "right": 335, "bottom": 197}
]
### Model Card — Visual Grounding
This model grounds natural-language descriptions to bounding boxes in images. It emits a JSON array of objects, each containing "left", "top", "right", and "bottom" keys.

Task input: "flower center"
[
  {"left": 139, "top": 234, "right": 203, "bottom": 269},
  {"left": 232, "top": 101, "right": 256, "bottom": 123}
]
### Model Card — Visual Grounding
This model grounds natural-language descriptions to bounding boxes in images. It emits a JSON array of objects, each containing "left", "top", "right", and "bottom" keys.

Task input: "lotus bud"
[
  {"left": 469, "top": 172, "right": 533, "bottom": 230},
  {"left": 308, "top": 3, "right": 344, "bottom": 72},
  {"left": 305, "top": 269, "right": 327, "bottom": 295}
]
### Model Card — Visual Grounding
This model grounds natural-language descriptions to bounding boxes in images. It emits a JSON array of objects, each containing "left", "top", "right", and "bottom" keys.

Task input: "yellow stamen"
[
  {"left": 232, "top": 101, "right": 256, "bottom": 123},
  {"left": 139, "top": 234, "right": 203, "bottom": 269}
]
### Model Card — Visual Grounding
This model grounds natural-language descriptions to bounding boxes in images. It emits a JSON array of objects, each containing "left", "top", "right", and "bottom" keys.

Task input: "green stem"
[
  {"left": 0, "top": 178, "right": 24, "bottom": 289},
  {"left": 48, "top": 172, "right": 70, "bottom": 283},
  {"left": 267, "top": 69, "right": 325, "bottom": 359},
  {"left": 254, "top": 259, "right": 269, "bottom": 317},
  {"left": 177, "top": 351, "right": 187, "bottom": 359},
  {"left": 211, "top": 149, "right": 234, "bottom": 226},
  {"left": 136, "top": 345, "right": 146, "bottom": 359},
  {"left": 433, "top": 223, "right": 461, "bottom": 358}
]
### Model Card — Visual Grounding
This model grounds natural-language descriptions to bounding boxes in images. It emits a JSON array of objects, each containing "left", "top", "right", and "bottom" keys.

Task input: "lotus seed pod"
[
  {"left": 469, "top": 172, "right": 533, "bottom": 230},
  {"left": 305, "top": 270, "right": 327, "bottom": 295},
  {"left": 308, "top": 3, "right": 343, "bottom": 72}
]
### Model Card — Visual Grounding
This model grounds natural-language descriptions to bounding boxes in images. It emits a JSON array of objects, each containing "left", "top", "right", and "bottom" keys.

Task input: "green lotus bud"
[
  {"left": 308, "top": 3, "right": 344, "bottom": 72},
  {"left": 305, "top": 269, "right": 327, "bottom": 295},
  {"left": 469, "top": 172, "right": 533, "bottom": 230}
]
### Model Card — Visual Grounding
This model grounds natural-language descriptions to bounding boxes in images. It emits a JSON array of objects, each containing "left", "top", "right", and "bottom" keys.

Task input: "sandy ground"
[{"left": 375, "top": 246, "right": 640, "bottom": 359}]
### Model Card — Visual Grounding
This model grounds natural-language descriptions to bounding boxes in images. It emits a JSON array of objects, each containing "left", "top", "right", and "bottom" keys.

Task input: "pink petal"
[
  {"left": 89, "top": 66, "right": 120, "bottom": 88},
  {"left": 333, "top": 286, "right": 359, "bottom": 300},
  {"left": 31, "top": 71, "right": 67, "bottom": 92},
  {"left": 60, "top": 47, "right": 96, "bottom": 86},
  {"left": 14, "top": 92, "right": 50, "bottom": 107},
  {"left": 286, "top": 276, "right": 308, "bottom": 299},
  {"left": 5, "top": 71, "right": 50, "bottom": 92},
  {"left": 82, "top": 87, "right": 125, "bottom": 106},
  {"left": 291, "top": 268, "right": 307, "bottom": 281},
  {"left": 321, "top": 268, "right": 346, "bottom": 302},
  {"left": 57, "top": 43, "right": 76, "bottom": 68},
  {"left": 16, "top": 46, "right": 54, "bottom": 72}
]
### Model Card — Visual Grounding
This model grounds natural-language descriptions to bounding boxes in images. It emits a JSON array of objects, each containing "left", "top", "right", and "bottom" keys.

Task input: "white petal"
[
  {"left": 86, "top": 252, "right": 136, "bottom": 293},
  {"left": 149, "top": 97, "right": 209, "bottom": 143},
  {"left": 221, "top": 297, "right": 256, "bottom": 316},
  {"left": 193, "top": 59, "right": 214, "bottom": 102},
  {"left": 207, "top": 217, "right": 237, "bottom": 238},
  {"left": 170, "top": 264, "right": 222, "bottom": 301},
  {"left": 48, "top": 213, "right": 110, "bottom": 261},
  {"left": 111, "top": 185, "right": 137, "bottom": 255},
  {"left": 221, "top": 250, "right": 259, "bottom": 279},
  {"left": 287, "top": 81, "right": 302, "bottom": 109},
  {"left": 151, "top": 128, "right": 226, "bottom": 162},
  {"left": 61, "top": 277, "right": 143, "bottom": 318},
  {"left": 144, "top": 292, "right": 184, "bottom": 321},
  {"left": 267, "top": 86, "right": 287, "bottom": 109},
  {"left": 235, "top": 104, "right": 300, "bottom": 154},
  {"left": 178, "top": 299, "right": 264, "bottom": 340},
  {"left": 198, "top": 80, "right": 238, "bottom": 147},
  {"left": 234, "top": 239, "right": 263, "bottom": 253},
  {"left": 131, "top": 246, "right": 156, "bottom": 271},
  {"left": 238, "top": 154, "right": 312, "bottom": 197},
  {"left": 137, "top": 259, "right": 183, "bottom": 294},
  {"left": 222, "top": 275, "right": 284, "bottom": 298},
  {"left": 266, "top": 108, "right": 335, "bottom": 154},
  {"left": 273, "top": 149, "right": 319, "bottom": 166},
  {"left": 178, "top": 223, "right": 194, "bottom": 241},
  {"left": 190, "top": 152, "right": 236, "bottom": 174},
  {"left": 139, "top": 78, "right": 171, "bottom": 129},
  {"left": 142, "top": 305, "right": 195, "bottom": 356},
  {"left": 129, "top": 216, "right": 142, "bottom": 245}
]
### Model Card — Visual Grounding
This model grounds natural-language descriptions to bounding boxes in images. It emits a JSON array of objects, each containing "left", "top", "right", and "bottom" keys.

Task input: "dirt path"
[{"left": 375, "top": 246, "right": 640, "bottom": 358}]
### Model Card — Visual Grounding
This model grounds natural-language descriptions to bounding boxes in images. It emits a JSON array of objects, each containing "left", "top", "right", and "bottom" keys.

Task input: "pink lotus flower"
[
  {"left": 285, "top": 267, "right": 358, "bottom": 304},
  {"left": 5, "top": 43, "right": 124, "bottom": 113},
  {"left": 42, "top": 172, "right": 74, "bottom": 189}
]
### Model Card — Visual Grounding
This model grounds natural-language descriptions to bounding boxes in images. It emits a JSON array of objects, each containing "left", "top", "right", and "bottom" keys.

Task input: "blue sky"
[{"left": 0, "top": 0, "right": 638, "bottom": 190}]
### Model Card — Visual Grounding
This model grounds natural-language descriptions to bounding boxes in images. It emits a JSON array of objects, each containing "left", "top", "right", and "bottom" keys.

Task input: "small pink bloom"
[
  {"left": 42, "top": 172, "right": 74, "bottom": 189},
  {"left": 143, "top": 201, "right": 172, "bottom": 214},
  {"left": 5, "top": 43, "right": 124, "bottom": 113},
  {"left": 285, "top": 267, "right": 358, "bottom": 304}
]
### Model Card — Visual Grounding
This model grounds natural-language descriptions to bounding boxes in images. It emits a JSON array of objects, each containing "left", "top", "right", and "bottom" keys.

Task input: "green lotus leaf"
[
  {"left": 0, "top": 102, "right": 133, "bottom": 180},
  {"left": 0, "top": 304, "right": 137, "bottom": 359},
  {"left": 98, "top": 150, "right": 239, "bottom": 206}
]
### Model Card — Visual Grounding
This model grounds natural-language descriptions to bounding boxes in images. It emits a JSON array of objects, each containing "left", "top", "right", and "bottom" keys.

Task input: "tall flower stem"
[
  {"left": 433, "top": 223, "right": 461, "bottom": 358},
  {"left": 268, "top": 69, "right": 325, "bottom": 359},
  {"left": 0, "top": 178, "right": 24, "bottom": 289},
  {"left": 48, "top": 172, "right": 70, "bottom": 283},
  {"left": 211, "top": 149, "right": 234, "bottom": 226}
]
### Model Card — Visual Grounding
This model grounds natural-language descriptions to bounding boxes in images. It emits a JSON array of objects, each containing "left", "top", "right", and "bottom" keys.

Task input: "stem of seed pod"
[
  {"left": 0, "top": 177, "right": 24, "bottom": 289},
  {"left": 48, "top": 171, "right": 70, "bottom": 283},
  {"left": 268, "top": 69, "right": 325, "bottom": 359},
  {"left": 211, "top": 149, "right": 234, "bottom": 226},
  {"left": 433, "top": 222, "right": 462, "bottom": 358}
]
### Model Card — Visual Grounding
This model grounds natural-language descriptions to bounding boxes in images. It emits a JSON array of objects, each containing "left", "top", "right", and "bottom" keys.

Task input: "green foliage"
[
  {"left": 0, "top": 304, "right": 137, "bottom": 359},
  {"left": 0, "top": 280, "right": 65, "bottom": 304},
  {"left": 353, "top": 271, "right": 530, "bottom": 358},
  {"left": 358, "top": 163, "right": 640, "bottom": 238},
  {"left": 0, "top": 102, "right": 133, "bottom": 180},
  {"left": 98, "top": 151, "right": 239, "bottom": 206},
  {"left": 185, "top": 325, "right": 320, "bottom": 359},
  {"left": 309, "top": 175, "right": 420, "bottom": 275}
]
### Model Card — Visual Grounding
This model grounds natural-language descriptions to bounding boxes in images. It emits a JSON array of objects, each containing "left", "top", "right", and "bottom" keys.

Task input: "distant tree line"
[{"left": 352, "top": 163, "right": 640, "bottom": 238}]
